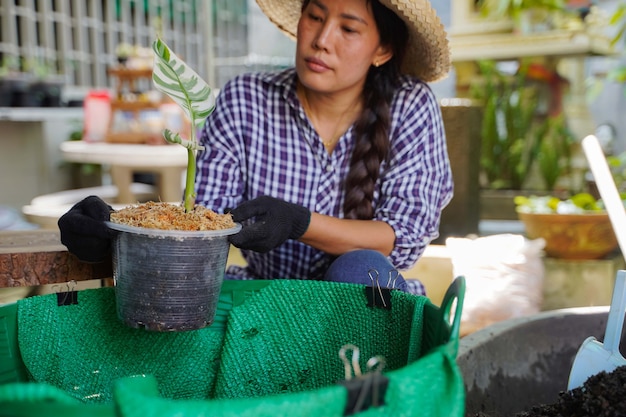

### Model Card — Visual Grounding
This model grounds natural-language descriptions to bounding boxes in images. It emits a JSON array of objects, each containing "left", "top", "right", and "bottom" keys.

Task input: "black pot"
[
  {"left": 1, "top": 73, "right": 64, "bottom": 107},
  {"left": 108, "top": 221, "right": 241, "bottom": 332},
  {"left": 21, "top": 80, "right": 63, "bottom": 107},
  {"left": 0, "top": 74, "right": 30, "bottom": 107}
]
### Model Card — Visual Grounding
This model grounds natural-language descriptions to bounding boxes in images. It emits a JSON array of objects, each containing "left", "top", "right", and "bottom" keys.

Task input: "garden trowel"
[
  {"left": 567, "top": 135, "right": 626, "bottom": 390},
  {"left": 567, "top": 270, "right": 626, "bottom": 390}
]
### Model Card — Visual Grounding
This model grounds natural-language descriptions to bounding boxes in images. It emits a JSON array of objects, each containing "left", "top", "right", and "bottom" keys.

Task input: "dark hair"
[{"left": 343, "top": 0, "right": 408, "bottom": 219}]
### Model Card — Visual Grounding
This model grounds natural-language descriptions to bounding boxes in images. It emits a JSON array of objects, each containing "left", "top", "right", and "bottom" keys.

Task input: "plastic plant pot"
[{"left": 107, "top": 222, "right": 241, "bottom": 332}]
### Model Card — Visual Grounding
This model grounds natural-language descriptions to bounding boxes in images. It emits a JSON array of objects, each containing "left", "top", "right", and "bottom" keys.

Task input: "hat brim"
[{"left": 255, "top": 0, "right": 450, "bottom": 82}]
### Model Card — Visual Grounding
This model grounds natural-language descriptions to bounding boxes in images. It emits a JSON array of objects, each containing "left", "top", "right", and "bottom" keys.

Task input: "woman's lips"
[{"left": 305, "top": 57, "right": 330, "bottom": 73}]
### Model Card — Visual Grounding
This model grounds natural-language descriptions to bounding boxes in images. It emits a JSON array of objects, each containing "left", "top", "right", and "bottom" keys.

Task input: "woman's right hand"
[{"left": 57, "top": 195, "right": 114, "bottom": 263}]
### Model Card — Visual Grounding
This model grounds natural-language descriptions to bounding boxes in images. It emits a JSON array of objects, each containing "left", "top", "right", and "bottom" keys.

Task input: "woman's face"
[{"left": 296, "top": 0, "right": 392, "bottom": 97}]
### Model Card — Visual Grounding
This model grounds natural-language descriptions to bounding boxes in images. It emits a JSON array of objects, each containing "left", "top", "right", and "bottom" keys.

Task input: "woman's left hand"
[{"left": 228, "top": 196, "right": 311, "bottom": 252}]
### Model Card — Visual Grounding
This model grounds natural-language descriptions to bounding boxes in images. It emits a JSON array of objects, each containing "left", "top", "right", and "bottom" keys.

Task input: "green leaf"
[
  {"left": 152, "top": 38, "right": 215, "bottom": 129},
  {"left": 163, "top": 129, "right": 205, "bottom": 151},
  {"left": 570, "top": 193, "right": 601, "bottom": 211},
  {"left": 610, "top": 4, "right": 626, "bottom": 26}
]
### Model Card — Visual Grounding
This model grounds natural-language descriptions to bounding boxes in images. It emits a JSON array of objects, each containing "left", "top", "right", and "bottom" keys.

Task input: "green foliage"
[
  {"left": 569, "top": 192, "right": 602, "bottom": 211},
  {"left": 471, "top": 60, "right": 574, "bottom": 191},
  {"left": 151, "top": 38, "right": 216, "bottom": 212},
  {"left": 115, "top": 43, "right": 134, "bottom": 59},
  {"left": 535, "top": 115, "right": 575, "bottom": 191},
  {"left": 472, "top": 60, "right": 538, "bottom": 189},
  {"left": 514, "top": 192, "right": 603, "bottom": 213},
  {"left": 477, "top": 0, "right": 566, "bottom": 20},
  {"left": 608, "top": 4, "right": 626, "bottom": 86},
  {"left": 0, "top": 56, "right": 20, "bottom": 77},
  {"left": 607, "top": 151, "right": 626, "bottom": 199},
  {"left": 587, "top": 4, "right": 626, "bottom": 100},
  {"left": 610, "top": 3, "right": 626, "bottom": 49}
]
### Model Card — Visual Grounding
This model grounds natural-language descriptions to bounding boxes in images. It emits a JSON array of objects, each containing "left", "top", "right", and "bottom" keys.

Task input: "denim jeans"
[
  {"left": 324, "top": 249, "right": 425, "bottom": 295},
  {"left": 225, "top": 249, "right": 426, "bottom": 295}
]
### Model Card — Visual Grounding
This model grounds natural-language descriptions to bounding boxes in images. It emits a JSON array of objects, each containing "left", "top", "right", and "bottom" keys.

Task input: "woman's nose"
[{"left": 312, "top": 22, "right": 333, "bottom": 51}]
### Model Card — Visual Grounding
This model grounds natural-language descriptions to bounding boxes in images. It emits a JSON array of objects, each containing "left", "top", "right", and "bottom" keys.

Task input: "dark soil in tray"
[{"left": 475, "top": 366, "right": 626, "bottom": 417}]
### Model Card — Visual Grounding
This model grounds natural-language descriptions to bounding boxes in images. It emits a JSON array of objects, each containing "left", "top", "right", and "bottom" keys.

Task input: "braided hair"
[{"left": 343, "top": 1, "right": 408, "bottom": 219}]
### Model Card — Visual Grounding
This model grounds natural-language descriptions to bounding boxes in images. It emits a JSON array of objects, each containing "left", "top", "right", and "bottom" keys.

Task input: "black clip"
[
  {"left": 338, "top": 345, "right": 388, "bottom": 416},
  {"left": 55, "top": 280, "right": 78, "bottom": 306},
  {"left": 365, "top": 268, "right": 396, "bottom": 309}
]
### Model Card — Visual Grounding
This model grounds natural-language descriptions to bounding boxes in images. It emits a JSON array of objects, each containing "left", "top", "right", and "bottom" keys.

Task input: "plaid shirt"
[{"left": 195, "top": 68, "right": 453, "bottom": 280}]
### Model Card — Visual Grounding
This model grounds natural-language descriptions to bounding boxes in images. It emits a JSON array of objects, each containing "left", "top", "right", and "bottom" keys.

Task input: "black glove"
[
  {"left": 57, "top": 195, "right": 114, "bottom": 263},
  {"left": 228, "top": 196, "right": 311, "bottom": 253}
]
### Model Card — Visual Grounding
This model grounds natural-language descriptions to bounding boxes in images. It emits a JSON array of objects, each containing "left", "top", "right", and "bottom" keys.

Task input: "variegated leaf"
[{"left": 152, "top": 38, "right": 215, "bottom": 129}]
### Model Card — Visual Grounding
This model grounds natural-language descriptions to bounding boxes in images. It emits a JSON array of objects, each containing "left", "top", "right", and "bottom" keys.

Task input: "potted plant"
[
  {"left": 514, "top": 193, "right": 618, "bottom": 260},
  {"left": 534, "top": 114, "right": 575, "bottom": 191},
  {"left": 472, "top": 60, "right": 538, "bottom": 191},
  {"left": 115, "top": 43, "right": 134, "bottom": 66},
  {"left": 106, "top": 38, "right": 241, "bottom": 332},
  {"left": 22, "top": 58, "right": 64, "bottom": 107},
  {"left": 471, "top": 59, "right": 576, "bottom": 219},
  {"left": 0, "top": 56, "right": 29, "bottom": 107}
]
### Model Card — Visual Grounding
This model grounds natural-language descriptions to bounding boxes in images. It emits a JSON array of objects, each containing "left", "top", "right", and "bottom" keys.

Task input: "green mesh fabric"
[
  {"left": 17, "top": 287, "right": 225, "bottom": 403},
  {"left": 8, "top": 280, "right": 465, "bottom": 416},
  {"left": 112, "top": 375, "right": 349, "bottom": 417},
  {"left": 212, "top": 280, "right": 427, "bottom": 399}
]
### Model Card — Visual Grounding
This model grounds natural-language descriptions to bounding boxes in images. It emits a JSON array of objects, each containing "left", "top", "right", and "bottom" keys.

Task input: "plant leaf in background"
[
  {"left": 472, "top": 59, "right": 538, "bottom": 190},
  {"left": 152, "top": 38, "right": 215, "bottom": 134}
]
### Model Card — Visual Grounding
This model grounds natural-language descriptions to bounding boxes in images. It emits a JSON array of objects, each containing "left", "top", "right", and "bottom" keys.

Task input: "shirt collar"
[{"left": 260, "top": 68, "right": 300, "bottom": 112}]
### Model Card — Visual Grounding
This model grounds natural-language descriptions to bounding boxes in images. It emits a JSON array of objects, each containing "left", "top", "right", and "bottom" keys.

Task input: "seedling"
[{"left": 151, "top": 38, "right": 215, "bottom": 212}]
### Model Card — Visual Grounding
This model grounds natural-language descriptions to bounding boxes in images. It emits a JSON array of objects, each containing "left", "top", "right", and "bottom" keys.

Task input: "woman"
[{"left": 59, "top": 0, "right": 452, "bottom": 295}]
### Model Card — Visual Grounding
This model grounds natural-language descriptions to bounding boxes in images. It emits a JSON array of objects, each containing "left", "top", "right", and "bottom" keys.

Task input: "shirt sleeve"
[{"left": 375, "top": 80, "right": 453, "bottom": 270}]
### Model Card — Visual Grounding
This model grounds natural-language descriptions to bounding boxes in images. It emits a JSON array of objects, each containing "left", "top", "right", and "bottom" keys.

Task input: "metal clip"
[
  {"left": 368, "top": 268, "right": 387, "bottom": 308},
  {"left": 339, "top": 344, "right": 362, "bottom": 380},
  {"left": 338, "top": 344, "right": 389, "bottom": 415},
  {"left": 387, "top": 269, "right": 400, "bottom": 289},
  {"left": 54, "top": 280, "right": 78, "bottom": 306},
  {"left": 366, "top": 268, "right": 392, "bottom": 309}
]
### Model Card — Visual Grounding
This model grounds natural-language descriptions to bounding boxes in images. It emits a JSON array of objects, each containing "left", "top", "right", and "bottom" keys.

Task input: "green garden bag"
[{"left": 0, "top": 277, "right": 465, "bottom": 417}]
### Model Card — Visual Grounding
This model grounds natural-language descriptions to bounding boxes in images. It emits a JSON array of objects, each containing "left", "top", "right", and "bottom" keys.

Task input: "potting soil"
[
  {"left": 110, "top": 201, "right": 235, "bottom": 231},
  {"left": 475, "top": 365, "right": 626, "bottom": 417}
]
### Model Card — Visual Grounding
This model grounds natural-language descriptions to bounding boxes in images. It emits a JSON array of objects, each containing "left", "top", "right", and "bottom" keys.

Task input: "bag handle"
[
  {"left": 407, "top": 276, "right": 465, "bottom": 363},
  {"left": 439, "top": 276, "right": 466, "bottom": 342}
]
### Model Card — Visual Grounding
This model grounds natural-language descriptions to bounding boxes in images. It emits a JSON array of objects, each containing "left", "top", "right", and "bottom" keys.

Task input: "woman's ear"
[{"left": 372, "top": 44, "right": 393, "bottom": 67}]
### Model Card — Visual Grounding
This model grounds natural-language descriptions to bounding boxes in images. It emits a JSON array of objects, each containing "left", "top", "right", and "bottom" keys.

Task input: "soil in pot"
[
  {"left": 110, "top": 201, "right": 235, "bottom": 231},
  {"left": 474, "top": 365, "right": 626, "bottom": 417},
  {"left": 109, "top": 201, "right": 239, "bottom": 331}
]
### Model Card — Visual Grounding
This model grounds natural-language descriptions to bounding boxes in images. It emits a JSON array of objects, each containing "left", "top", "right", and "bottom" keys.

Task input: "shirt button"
[{"left": 326, "top": 164, "right": 332, "bottom": 172}]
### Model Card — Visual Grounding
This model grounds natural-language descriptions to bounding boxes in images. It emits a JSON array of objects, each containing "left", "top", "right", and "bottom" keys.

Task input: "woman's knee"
[{"left": 324, "top": 249, "right": 407, "bottom": 291}]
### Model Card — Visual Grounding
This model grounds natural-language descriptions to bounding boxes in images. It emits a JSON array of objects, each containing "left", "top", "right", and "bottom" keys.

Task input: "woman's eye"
[
  {"left": 307, "top": 12, "right": 323, "bottom": 22},
  {"left": 342, "top": 26, "right": 357, "bottom": 34}
]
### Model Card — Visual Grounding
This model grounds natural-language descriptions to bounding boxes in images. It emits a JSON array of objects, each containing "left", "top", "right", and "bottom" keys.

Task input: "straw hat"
[{"left": 255, "top": 0, "right": 450, "bottom": 82}]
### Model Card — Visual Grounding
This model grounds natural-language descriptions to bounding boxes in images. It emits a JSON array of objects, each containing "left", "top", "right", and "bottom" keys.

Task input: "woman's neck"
[{"left": 297, "top": 81, "right": 363, "bottom": 153}]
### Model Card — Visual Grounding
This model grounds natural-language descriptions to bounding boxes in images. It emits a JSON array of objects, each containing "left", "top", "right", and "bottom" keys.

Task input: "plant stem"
[{"left": 183, "top": 129, "right": 197, "bottom": 213}]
